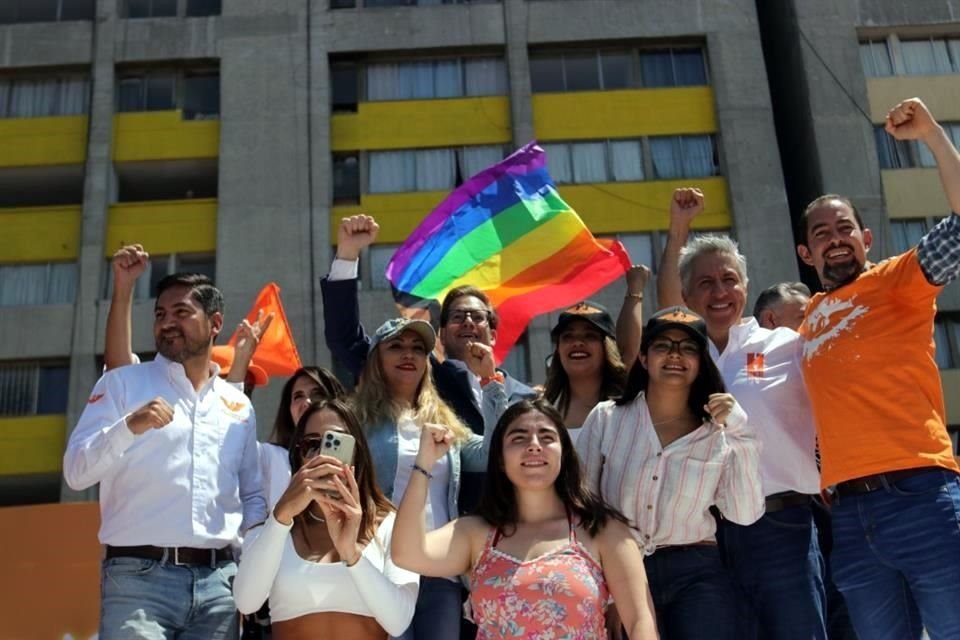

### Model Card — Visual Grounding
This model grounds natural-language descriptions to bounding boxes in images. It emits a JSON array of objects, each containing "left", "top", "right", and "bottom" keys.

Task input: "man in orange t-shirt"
[{"left": 797, "top": 98, "right": 960, "bottom": 640}]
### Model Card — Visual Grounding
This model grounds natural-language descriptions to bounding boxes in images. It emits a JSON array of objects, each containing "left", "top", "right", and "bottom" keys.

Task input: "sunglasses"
[{"left": 297, "top": 437, "right": 326, "bottom": 459}]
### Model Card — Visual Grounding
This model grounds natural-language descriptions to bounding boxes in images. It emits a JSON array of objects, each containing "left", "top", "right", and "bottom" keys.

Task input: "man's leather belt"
[
  {"left": 105, "top": 545, "right": 233, "bottom": 566},
  {"left": 834, "top": 466, "right": 941, "bottom": 499},
  {"left": 764, "top": 491, "right": 813, "bottom": 513}
]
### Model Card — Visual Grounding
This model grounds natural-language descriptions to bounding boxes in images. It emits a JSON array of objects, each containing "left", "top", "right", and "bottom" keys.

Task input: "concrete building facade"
[{"left": 0, "top": 0, "right": 952, "bottom": 506}]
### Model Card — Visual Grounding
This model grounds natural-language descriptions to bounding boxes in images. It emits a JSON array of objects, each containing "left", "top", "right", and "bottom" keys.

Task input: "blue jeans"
[
  {"left": 395, "top": 576, "right": 462, "bottom": 640},
  {"left": 99, "top": 556, "right": 238, "bottom": 640},
  {"left": 718, "top": 503, "right": 827, "bottom": 640},
  {"left": 831, "top": 468, "right": 960, "bottom": 640},
  {"left": 643, "top": 545, "right": 736, "bottom": 640}
]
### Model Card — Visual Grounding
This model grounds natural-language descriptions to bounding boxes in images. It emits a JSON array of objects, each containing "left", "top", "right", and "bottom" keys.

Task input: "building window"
[
  {"left": 0, "top": 263, "right": 77, "bottom": 306},
  {"left": 103, "top": 253, "right": 216, "bottom": 300},
  {"left": 358, "top": 0, "right": 497, "bottom": 6},
  {"left": 365, "top": 57, "right": 507, "bottom": 101},
  {"left": 182, "top": 71, "right": 220, "bottom": 120},
  {"left": 333, "top": 154, "right": 360, "bottom": 203},
  {"left": 125, "top": 0, "right": 176, "bottom": 18},
  {"left": 859, "top": 41, "right": 893, "bottom": 77},
  {"left": 889, "top": 219, "right": 928, "bottom": 254},
  {"left": 331, "top": 64, "right": 359, "bottom": 112},
  {"left": 0, "top": 362, "right": 70, "bottom": 417},
  {"left": 934, "top": 314, "right": 959, "bottom": 370},
  {"left": 367, "top": 145, "right": 503, "bottom": 194},
  {"left": 118, "top": 72, "right": 176, "bottom": 112},
  {"left": 900, "top": 38, "right": 958, "bottom": 76},
  {"left": 501, "top": 331, "right": 530, "bottom": 383},
  {"left": 650, "top": 135, "right": 718, "bottom": 179},
  {"left": 541, "top": 139, "right": 644, "bottom": 184},
  {"left": 0, "top": 0, "right": 94, "bottom": 23},
  {"left": 0, "top": 75, "right": 90, "bottom": 118},
  {"left": 875, "top": 123, "right": 960, "bottom": 169},
  {"left": 530, "top": 47, "right": 706, "bottom": 93},
  {"left": 330, "top": 0, "right": 356, "bottom": 7},
  {"left": 185, "top": 0, "right": 221, "bottom": 16},
  {"left": 117, "top": 68, "right": 219, "bottom": 118},
  {"left": 369, "top": 244, "right": 400, "bottom": 290}
]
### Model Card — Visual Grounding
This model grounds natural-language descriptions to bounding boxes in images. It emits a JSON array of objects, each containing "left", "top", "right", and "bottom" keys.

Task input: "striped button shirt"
[{"left": 577, "top": 394, "right": 764, "bottom": 555}]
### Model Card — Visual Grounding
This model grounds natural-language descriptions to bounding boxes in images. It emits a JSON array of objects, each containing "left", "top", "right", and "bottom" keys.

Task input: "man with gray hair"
[
  {"left": 656, "top": 188, "right": 824, "bottom": 640},
  {"left": 753, "top": 282, "right": 811, "bottom": 330}
]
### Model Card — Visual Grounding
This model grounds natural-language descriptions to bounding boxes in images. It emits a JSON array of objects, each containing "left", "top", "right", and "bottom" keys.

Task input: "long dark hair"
[
  {"left": 543, "top": 335, "right": 626, "bottom": 419},
  {"left": 289, "top": 399, "right": 393, "bottom": 543},
  {"left": 269, "top": 367, "right": 346, "bottom": 447},
  {"left": 475, "top": 399, "right": 628, "bottom": 537},
  {"left": 616, "top": 330, "right": 726, "bottom": 422}
]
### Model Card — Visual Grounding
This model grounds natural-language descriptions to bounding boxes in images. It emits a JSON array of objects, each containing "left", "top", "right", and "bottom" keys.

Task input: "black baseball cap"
[
  {"left": 643, "top": 306, "right": 708, "bottom": 349},
  {"left": 551, "top": 301, "right": 616, "bottom": 340}
]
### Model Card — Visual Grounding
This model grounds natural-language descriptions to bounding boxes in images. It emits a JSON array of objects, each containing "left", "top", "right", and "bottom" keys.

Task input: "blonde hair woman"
[{"left": 352, "top": 317, "right": 487, "bottom": 640}]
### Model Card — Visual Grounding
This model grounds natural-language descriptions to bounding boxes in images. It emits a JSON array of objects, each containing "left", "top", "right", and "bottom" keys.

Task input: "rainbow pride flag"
[{"left": 386, "top": 142, "right": 631, "bottom": 362}]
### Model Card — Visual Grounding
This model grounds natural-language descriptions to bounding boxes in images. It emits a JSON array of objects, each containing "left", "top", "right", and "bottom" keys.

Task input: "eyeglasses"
[
  {"left": 648, "top": 338, "right": 700, "bottom": 357},
  {"left": 297, "top": 437, "right": 326, "bottom": 459},
  {"left": 448, "top": 309, "right": 490, "bottom": 325}
]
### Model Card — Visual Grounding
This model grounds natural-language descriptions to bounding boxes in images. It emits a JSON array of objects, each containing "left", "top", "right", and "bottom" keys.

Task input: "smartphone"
[{"left": 320, "top": 431, "right": 355, "bottom": 500}]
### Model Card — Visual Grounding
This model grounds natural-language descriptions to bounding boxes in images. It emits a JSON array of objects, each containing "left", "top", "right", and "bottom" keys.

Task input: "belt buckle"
[{"left": 172, "top": 547, "right": 186, "bottom": 566}]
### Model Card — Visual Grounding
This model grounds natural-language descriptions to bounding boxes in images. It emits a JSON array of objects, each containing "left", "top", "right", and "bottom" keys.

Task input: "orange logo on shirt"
[
  {"left": 746, "top": 353, "right": 765, "bottom": 378},
  {"left": 87, "top": 393, "right": 105, "bottom": 404},
  {"left": 220, "top": 396, "right": 245, "bottom": 413}
]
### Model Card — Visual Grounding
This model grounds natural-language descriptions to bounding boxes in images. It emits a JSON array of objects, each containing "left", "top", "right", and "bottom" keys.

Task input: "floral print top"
[{"left": 469, "top": 517, "right": 609, "bottom": 639}]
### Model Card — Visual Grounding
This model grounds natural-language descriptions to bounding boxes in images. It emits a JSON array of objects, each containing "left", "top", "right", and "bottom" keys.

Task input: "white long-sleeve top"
[
  {"left": 63, "top": 354, "right": 266, "bottom": 547},
  {"left": 233, "top": 511, "right": 419, "bottom": 636},
  {"left": 577, "top": 394, "right": 763, "bottom": 555}
]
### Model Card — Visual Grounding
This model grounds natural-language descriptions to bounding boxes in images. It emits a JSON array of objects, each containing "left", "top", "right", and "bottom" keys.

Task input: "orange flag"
[{"left": 228, "top": 283, "right": 303, "bottom": 377}]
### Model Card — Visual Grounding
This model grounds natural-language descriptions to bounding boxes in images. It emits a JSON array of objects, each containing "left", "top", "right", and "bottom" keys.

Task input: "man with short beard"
[
  {"left": 796, "top": 97, "right": 960, "bottom": 640},
  {"left": 64, "top": 273, "right": 265, "bottom": 640}
]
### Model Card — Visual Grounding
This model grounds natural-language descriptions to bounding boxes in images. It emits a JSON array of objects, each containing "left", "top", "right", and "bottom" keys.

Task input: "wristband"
[
  {"left": 412, "top": 463, "right": 434, "bottom": 479},
  {"left": 624, "top": 293, "right": 644, "bottom": 300},
  {"left": 480, "top": 372, "right": 505, "bottom": 387}
]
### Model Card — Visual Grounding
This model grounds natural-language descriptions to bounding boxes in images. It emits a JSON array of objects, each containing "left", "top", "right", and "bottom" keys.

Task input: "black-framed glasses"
[
  {"left": 448, "top": 309, "right": 490, "bottom": 325},
  {"left": 648, "top": 338, "right": 700, "bottom": 356}
]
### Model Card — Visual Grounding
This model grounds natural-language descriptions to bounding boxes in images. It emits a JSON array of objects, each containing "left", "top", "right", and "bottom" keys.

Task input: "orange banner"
[{"left": 1, "top": 502, "right": 101, "bottom": 639}]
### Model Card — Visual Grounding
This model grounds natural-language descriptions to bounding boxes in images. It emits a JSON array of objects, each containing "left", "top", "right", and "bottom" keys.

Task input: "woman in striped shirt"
[{"left": 577, "top": 306, "right": 763, "bottom": 640}]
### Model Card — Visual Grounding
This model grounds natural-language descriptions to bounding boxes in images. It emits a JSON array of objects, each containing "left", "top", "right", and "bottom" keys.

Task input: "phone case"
[{"left": 323, "top": 431, "right": 356, "bottom": 466}]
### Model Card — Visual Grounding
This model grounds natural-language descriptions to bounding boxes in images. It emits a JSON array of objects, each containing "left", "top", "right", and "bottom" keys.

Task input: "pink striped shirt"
[{"left": 577, "top": 394, "right": 763, "bottom": 555}]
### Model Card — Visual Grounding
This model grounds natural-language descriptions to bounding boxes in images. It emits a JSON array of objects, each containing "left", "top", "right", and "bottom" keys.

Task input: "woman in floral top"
[{"left": 391, "top": 398, "right": 659, "bottom": 639}]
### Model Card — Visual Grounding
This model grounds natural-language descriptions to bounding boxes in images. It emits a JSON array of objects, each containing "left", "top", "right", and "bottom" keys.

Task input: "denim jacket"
[{"left": 364, "top": 417, "right": 492, "bottom": 518}]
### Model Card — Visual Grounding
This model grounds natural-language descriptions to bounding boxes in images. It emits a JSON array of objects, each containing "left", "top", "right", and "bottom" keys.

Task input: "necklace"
[
  {"left": 306, "top": 509, "right": 325, "bottom": 523},
  {"left": 651, "top": 415, "right": 690, "bottom": 428}
]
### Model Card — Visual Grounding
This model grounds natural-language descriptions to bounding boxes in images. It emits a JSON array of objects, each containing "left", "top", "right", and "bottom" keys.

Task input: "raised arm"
[
  {"left": 391, "top": 424, "right": 481, "bottom": 578},
  {"left": 104, "top": 244, "right": 148, "bottom": 370},
  {"left": 225, "top": 310, "right": 274, "bottom": 385},
  {"left": 656, "top": 188, "right": 704, "bottom": 310},
  {"left": 320, "top": 215, "right": 381, "bottom": 380},
  {"left": 886, "top": 98, "right": 960, "bottom": 215},
  {"left": 616, "top": 265, "right": 651, "bottom": 368}
]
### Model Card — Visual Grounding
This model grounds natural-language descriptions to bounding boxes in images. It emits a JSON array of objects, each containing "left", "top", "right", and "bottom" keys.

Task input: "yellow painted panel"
[
  {"left": 0, "top": 415, "right": 66, "bottom": 476},
  {"left": 106, "top": 199, "right": 217, "bottom": 256},
  {"left": 881, "top": 168, "right": 949, "bottom": 219},
  {"left": 331, "top": 177, "right": 730, "bottom": 244},
  {"left": 944, "top": 369, "right": 960, "bottom": 425},
  {"left": 0, "top": 116, "right": 88, "bottom": 168},
  {"left": 113, "top": 111, "right": 220, "bottom": 162},
  {"left": 331, "top": 97, "right": 512, "bottom": 152},
  {"left": 866, "top": 76, "right": 960, "bottom": 123},
  {"left": 533, "top": 87, "right": 717, "bottom": 141},
  {"left": 0, "top": 206, "right": 82, "bottom": 263}
]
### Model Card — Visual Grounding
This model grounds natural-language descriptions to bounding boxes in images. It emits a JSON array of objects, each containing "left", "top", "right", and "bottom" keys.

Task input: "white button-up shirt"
[
  {"left": 710, "top": 319, "right": 820, "bottom": 497},
  {"left": 578, "top": 395, "right": 763, "bottom": 555},
  {"left": 64, "top": 354, "right": 266, "bottom": 548}
]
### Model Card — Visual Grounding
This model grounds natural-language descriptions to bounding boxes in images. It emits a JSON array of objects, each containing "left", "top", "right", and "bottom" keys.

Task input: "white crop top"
[{"left": 233, "top": 511, "right": 419, "bottom": 636}]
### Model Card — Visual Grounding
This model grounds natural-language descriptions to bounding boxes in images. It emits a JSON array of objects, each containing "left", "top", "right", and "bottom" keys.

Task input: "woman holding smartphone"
[
  {"left": 352, "top": 317, "right": 488, "bottom": 640},
  {"left": 234, "top": 399, "right": 419, "bottom": 640}
]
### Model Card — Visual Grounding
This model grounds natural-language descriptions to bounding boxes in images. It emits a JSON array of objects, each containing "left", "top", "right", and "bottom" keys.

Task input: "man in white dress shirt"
[
  {"left": 656, "top": 189, "right": 825, "bottom": 640},
  {"left": 64, "top": 273, "right": 266, "bottom": 639}
]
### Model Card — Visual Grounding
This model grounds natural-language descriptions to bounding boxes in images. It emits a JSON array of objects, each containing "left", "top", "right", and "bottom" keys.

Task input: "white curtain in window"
[
  {"left": 860, "top": 42, "right": 893, "bottom": 77},
  {"left": 681, "top": 136, "right": 715, "bottom": 177},
  {"left": 11, "top": 79, "right": 59, "bottom": 117},
  {"left": 405, "top": 62, "right": 435, "bottom": 99},
  {"left": 902, "top": 40, "right": 951, "bottom": 75},
  {"left": 367, "top": 64, "right": 403, "bottom": 101},
  {"left": 58, "top": 76, "right": 88, "bottom": 115},
  {"left": 650, "top": 137, "right": 682, "bottom": 179},
  {"left": 541, "top": 143, "right": 572, "bottom": 184},
  {"left": 47, "top": 263, "right": 78, "bottom": 303},
  {"left": 571, "top": 142, "right": 608, "bottom": 183},
  {"left": 415, "top": 148, "right": 456, "bottom": 191},
  {"left": 369, "top": 150, "right": 416, "bottom": 193},
  {"left": 890, "top": 220, "right": 927, "bottom": 254},
  {"left": 0, "top": 364, "right": 36, "bottom": 416},
  {"left": 460, "top": 145, "right": 503, "bottom": 179},
  {"left": 0, "top": 265, "right": 47, "bottom": 305},
  {"left": 0, "top": 80, "right": 9, "bottom": 117},
  {"left": 673, "top": 50, "right": 706, "bottom": 85},
  {"left": 949, "top": 39, "right": 960, "bottom": 73},
  {"left": 433, "top": 60, "right": 462, "bottom": 98},
  {"left": 610, "top": 140, "right": 644, "bottom": 181},
  {"left": 465, "top": 58, "right": 507, "bottom": 96},
  {"left": 640, "top": 51, "right": 673, "bottom": 87}
]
